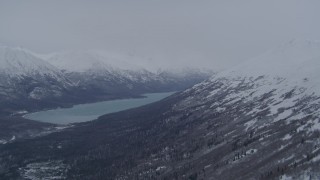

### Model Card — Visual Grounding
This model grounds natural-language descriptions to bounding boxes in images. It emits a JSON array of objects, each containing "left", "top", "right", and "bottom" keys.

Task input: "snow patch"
[
  {"left": 312, "top": 154, "right": 320, "bottom": 162},
  {"left": 280, "top": 174, "right": 293, "bottom": 180},
  {"left": 282, "top": 134, "right": 292, "bottom": 141},
  {"left": 19, "top": 160, "right": 68, "bottom": 180},
  {"left": 0, "top": 139, "right": 7, "bottom": 144}
]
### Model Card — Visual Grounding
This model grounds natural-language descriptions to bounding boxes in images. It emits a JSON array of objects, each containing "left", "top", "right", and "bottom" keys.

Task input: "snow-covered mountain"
[
  {"left": 0, "top": 46, "right": 212, "bottom": 115},
  {"left": 89, "top": 39, "right": 320, "bottom": 179},
  {"left": 195, "top": 39, "right": 320, "bottom": 130},
  {"left": 0, "top": 47, "right": 59, "bottom": 77},
  {"left": 45, "top": 50, "right": 213, "bottom": 78},
  {"left": 43, "top": 50, "right": 213, "bottom": 95},
  {"left": 0, "top": 46, "right": 76, "bottom": 115},
  {"left": 45, "top": 51, "right": 160, "bottom": 83},
  {"left": 153, "top": 39, "right": 320, "bottom": 179}
]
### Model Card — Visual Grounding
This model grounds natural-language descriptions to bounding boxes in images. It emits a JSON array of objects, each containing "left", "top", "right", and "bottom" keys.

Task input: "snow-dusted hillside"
[
  {"left": 0, "top": 46, "right": 69, "bottom": 80},
  {"left": 0, "top": 46, "right": 74, "bottom": 113},
  {"left": 161, "top": 39, "right": 320, "bottom": 179},
  {"left": 197, "top": 39, "right": 320, "bottom": 130},
  {"left": 82, "top": 39, "right": 320, "bottom": 179}
]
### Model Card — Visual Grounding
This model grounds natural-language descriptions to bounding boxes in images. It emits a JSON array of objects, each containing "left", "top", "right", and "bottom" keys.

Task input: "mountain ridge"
[{"left": 0, "top": 46, "right": 213, "bottom": 115}]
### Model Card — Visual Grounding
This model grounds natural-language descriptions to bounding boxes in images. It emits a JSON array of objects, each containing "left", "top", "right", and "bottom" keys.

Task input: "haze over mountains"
[
  {"left": 45, "top": 50, "right": 162, "bottom": 73},
  {"left": 2, "top": 0, "right": 319, "bottom": 71},
  {"left": 0, "top": 44, "right": 213, "bottom": 115},
  {"left": 1, "top": 39, "right": 320, "bottom": 179},
  {"left": 1, "top": 0, "right": 320, "bottom": 179}
]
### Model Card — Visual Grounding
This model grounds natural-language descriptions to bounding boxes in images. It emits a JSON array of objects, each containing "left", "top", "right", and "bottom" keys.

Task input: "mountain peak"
[{"left": 0, "top": 46, "right": 62, "bottom": 77}]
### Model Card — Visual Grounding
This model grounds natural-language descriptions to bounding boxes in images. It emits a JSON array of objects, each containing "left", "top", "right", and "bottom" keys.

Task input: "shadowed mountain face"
[{"left": 0, "top": 40, "right": 320, "bottom": 179}]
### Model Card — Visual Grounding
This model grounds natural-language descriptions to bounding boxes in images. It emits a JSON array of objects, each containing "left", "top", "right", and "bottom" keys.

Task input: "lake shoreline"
[
  {"left": 24, "top": 92, "right": 176, "bottom": 125},
  {"left": 21, "top": 94, "right": 145, "bottom": 118}
]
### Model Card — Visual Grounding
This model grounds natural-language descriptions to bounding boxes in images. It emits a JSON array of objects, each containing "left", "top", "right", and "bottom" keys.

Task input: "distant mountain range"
[{"left": 0, "top": 45, "right": 213, "bottom": 115}]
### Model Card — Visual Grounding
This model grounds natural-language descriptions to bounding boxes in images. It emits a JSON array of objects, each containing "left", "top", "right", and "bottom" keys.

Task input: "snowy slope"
[
  {"left": 0, "top": 45, "right": 73, "bottom": 89},
  {"left": 164, "top": 39, "right": 320, "bottom": 178},
  {"left": 182, "top": 40, "right": 320, "bottom": 131},
  {"left": 0, "top": 46, "right": 75, "bottom": 114},
  {"left": 201, "top": 40, "right": 320, "bottom": 127},
  {"left": 0, "top": 46, "right": 67, "bottom": 79}
]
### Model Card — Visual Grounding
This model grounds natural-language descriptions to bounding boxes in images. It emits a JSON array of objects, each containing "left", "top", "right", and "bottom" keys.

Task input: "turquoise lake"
[{"left": 24, "top": 92, "right": 175, "bottom": 124}]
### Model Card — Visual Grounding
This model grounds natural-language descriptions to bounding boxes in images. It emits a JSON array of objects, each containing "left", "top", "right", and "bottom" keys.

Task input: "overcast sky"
[{"left": 1, "top": 0, "right": 320, "bottom": 70}]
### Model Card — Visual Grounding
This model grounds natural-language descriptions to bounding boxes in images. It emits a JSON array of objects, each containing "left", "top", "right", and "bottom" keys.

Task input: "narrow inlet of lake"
[{"left": 24, "top": 92, "right": 175, "bottom": 124}]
